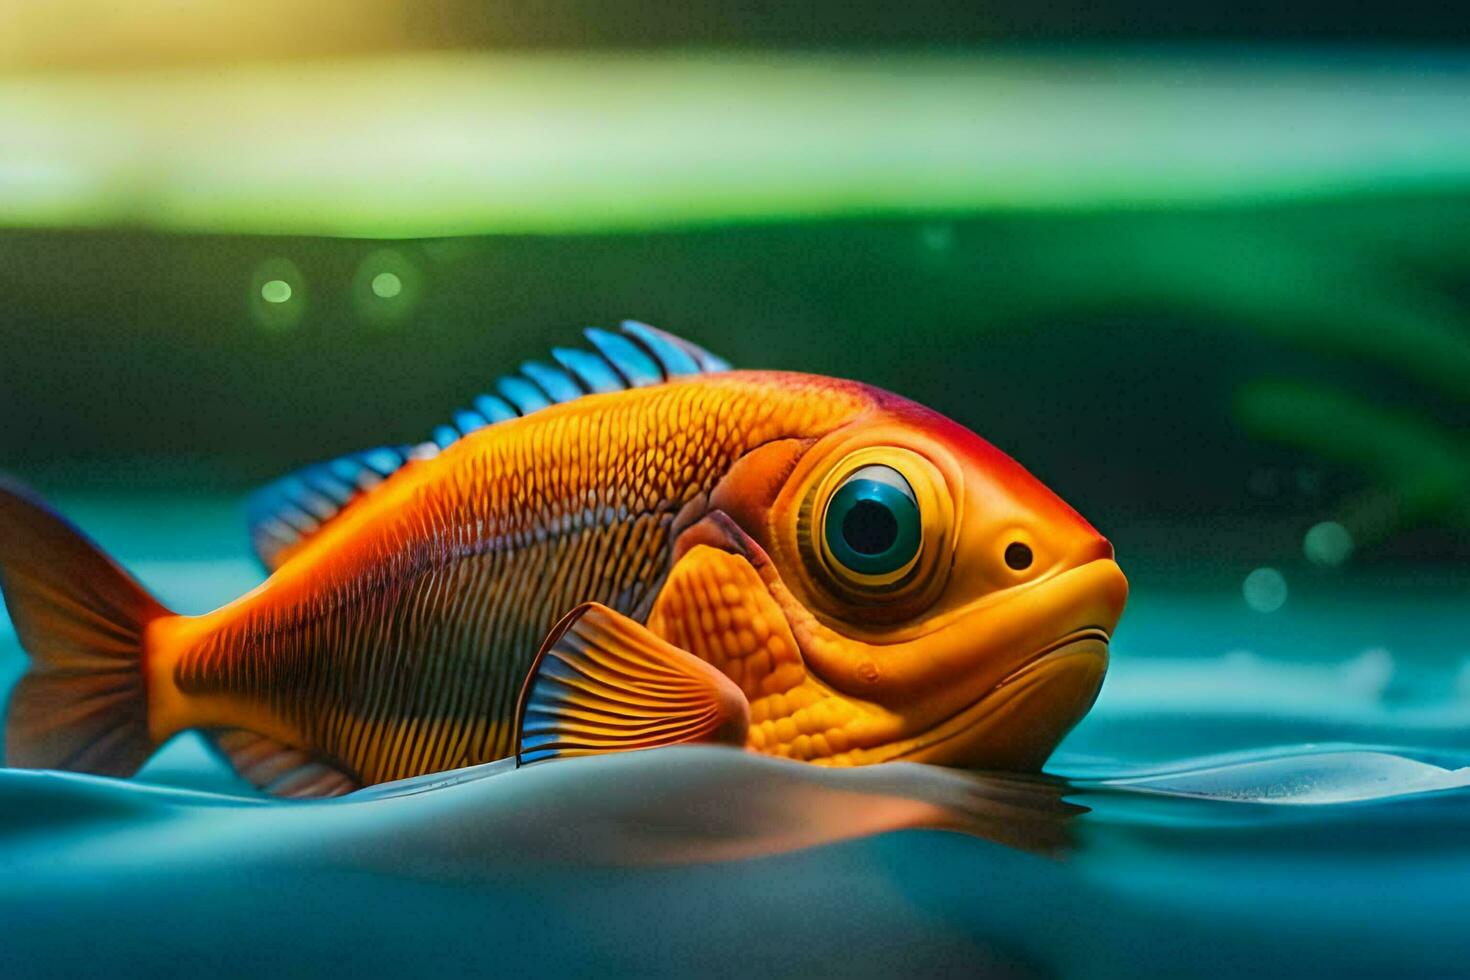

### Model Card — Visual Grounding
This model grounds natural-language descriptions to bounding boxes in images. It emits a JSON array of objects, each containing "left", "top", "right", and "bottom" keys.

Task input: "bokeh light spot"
[
  {"left": 250, "top": 257, "right": 305, "bottom": 330},
  {"left": 1295, "top": 467, "right": 1323, "bottom": 497},
  {"left": 371, "top": 272, "right": 402, "bottom": 299},
  {"left": 1243, "top": 567, "right": 1287, "bottom": 613},
  {"left": 920, "top": 223, "right": 954, "bottom": 252},
  {"left": 260, "top": 279, "right": 292, "bottom": 304},
  {"left": 353, "top": 248, "right": 419, "bottom": 326},
  {"left": 1246, "top": 467, "right": 1281, "bottom": 498},
  {"left": 1303, "top": 521, "right": 1354, "bottom": 567}
]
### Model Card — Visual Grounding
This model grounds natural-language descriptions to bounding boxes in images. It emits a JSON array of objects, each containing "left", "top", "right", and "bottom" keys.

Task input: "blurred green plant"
[
  {"left": 1236, "top": 382, "right": 1469, "bottom": 545},
  {"left": 857, "top": 199, "right": 1470, "bottom": 551}
]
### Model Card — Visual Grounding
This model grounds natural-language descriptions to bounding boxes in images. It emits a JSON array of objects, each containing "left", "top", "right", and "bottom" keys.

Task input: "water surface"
[{"left": 1, "top": 498, "right": 1467, "bottom": 978}]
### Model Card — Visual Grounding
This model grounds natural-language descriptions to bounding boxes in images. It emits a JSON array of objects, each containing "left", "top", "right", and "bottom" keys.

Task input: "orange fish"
[{"left": 0, "top": 323, "right": 1126, "bottom": 796}]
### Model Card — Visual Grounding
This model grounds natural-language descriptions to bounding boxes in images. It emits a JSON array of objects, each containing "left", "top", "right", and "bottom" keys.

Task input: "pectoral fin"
[{"left": 515, "top": 603, "right": 750, "bottom": 765}]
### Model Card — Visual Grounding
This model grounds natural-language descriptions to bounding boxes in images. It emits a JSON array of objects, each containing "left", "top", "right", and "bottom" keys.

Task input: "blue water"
[{"left": 2, "top": 497, "right": 1468, "bottom": 978}]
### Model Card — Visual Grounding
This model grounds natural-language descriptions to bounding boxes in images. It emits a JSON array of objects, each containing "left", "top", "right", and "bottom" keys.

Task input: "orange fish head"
[{"left": 706, "top": 386, "right": 1128, "bottom": 770}]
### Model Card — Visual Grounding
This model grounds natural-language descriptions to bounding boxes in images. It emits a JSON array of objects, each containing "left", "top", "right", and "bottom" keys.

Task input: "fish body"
[
  {"left": 0, "top": 324, "right": 1126, "bottom": 794},
  {"left": 156, "top": 372, "right": 858, "bottom": 784}
]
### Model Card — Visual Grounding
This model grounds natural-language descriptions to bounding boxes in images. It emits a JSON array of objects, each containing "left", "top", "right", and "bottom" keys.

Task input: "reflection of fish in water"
[
  {"left": 0, "top": 748, "right": 1081, "bottom": 867},
  {"left": 0, "top": 323, "right": 1126, "bottom": 795}
]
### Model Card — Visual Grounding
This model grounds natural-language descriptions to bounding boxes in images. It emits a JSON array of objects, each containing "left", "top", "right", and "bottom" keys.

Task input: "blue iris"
[{"left": 823, "top": 468, "right": 922, "bottom": 576}]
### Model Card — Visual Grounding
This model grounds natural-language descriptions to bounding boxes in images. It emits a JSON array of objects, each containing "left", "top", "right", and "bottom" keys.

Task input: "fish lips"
[
  {"left": 865, "top": 556, "right": 1126, "bottom": 770},
  {"left": 761, "top": 555, "right": 1123, "bottom": 770},
  {"left": 892, "top": 628, "right": 1110, "bottom": 771}
]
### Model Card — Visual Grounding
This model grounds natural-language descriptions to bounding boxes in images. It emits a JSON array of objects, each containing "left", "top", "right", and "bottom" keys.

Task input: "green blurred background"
[{"left": 0, "top": 2, "right": 1467, "bottom": 594}]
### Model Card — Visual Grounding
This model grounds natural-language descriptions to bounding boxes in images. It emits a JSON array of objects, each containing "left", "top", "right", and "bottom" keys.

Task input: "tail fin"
[{"left": 0, "top": 478, "right": 171, "bottom": 776}]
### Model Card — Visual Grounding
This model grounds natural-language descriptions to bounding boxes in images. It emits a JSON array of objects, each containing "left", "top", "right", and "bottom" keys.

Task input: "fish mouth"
[{"left": 886, "top": 627, "right": 1111, "bottom": 770}]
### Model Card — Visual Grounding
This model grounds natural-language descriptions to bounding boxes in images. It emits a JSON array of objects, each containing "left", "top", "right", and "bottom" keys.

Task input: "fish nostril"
[{"left": 1004, "top": 541, "right": 1034, "bottom": 571}]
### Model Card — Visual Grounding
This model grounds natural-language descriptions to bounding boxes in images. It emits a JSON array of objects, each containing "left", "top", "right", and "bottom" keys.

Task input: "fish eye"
[
  {"left": 821, "top": 465, "right": 922, "bottom": 579},
  {"left": 792, "top": 445, "right": 955, "bottom": 619},
  {"left": 1004, "top": 541, "right": 1033, "bottom": 571}
]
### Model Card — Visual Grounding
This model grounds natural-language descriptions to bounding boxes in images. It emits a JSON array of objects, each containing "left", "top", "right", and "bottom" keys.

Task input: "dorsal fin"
[
  {"left": 430, "top": 320, "right": 730, "bottom": 448},
  {"left": 245, "top": 322, "right": 731, "bottom": 571},
  {"left": 246, "top": 444, "right": 430, "bottom": 572}
]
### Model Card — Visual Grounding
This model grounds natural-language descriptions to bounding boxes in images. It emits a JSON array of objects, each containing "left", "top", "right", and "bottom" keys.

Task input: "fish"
[{"left": 0, "top": 322, "right": 1127, "bottom": 796}]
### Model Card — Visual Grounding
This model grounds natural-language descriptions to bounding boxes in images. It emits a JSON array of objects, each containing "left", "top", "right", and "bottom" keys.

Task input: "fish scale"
[{"left": 167, "top": 375, "right": 863, "bottom": 784}]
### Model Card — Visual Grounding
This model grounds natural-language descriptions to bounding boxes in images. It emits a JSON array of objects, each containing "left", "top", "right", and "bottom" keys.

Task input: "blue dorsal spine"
[
  {"left": 434, "top": 320, "right": 731, "bottom": 448},
  {"left": 244, "top": 322, "right": 731, "bottom": 571},
  {"left": 246, "top": 444, "right": 416, "bottom": 572}
]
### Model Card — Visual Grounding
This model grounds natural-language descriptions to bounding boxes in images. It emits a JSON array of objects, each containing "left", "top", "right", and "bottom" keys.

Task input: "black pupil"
[
  {"left": 1005, "top": 542, "right": 1033, "bottom": 570},
  {"left": 842, "top": 500, "right": 899, "bottom": 555}
]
